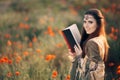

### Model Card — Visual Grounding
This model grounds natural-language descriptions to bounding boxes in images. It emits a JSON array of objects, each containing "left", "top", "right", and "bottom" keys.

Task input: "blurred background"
[{"left": 0, "top": 0, "right": 120, "bottom": 80}]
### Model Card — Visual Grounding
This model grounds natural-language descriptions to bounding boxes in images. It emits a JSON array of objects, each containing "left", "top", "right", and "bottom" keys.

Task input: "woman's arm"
[
  {"left": 85, "top": 40, "right": 102, "bottom": 63},
  {"left": 85, "top": 40, "right": 104, "bottom": 72},
  {"left": 68, "top": 45, "right": 82, "bottom": 62}
]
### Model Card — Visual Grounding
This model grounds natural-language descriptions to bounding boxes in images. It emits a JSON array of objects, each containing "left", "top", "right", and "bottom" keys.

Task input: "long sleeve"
[
  {"left": 85, "top": 40, "right": 103, "bottom": 63},
  {"left": 70, "top": 55, "right": 81, "bottom": 80},
  {"left": 83, "top": 39, "right": 105, "bottom": 80}
]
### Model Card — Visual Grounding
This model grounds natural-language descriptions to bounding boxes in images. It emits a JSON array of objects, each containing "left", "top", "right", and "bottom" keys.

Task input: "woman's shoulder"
[
  {"left": 86, "top": 36, "right": 105, "bottom": 48},
  {"left": 88, "top": 36, "right": 105, "bottom": 43}
]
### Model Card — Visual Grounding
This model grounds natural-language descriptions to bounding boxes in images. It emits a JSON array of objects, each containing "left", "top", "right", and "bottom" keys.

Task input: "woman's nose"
[{"left": 85, "top": 23, "right": 89, "bottom": 28}]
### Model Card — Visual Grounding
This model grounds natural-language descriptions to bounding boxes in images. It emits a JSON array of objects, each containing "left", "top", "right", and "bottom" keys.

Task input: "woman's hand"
[
  {"left": 74, "top": 45, "right": 82, "bottom": 56},
  {"left": 68, "top": 45, "right": 82, "bottom": 61},
  {"left": 68, "top": 49, "right": 76, "bottom": 61}
]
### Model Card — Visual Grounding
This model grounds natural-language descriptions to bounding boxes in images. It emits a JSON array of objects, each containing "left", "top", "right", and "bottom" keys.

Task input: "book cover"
[{"left": 62, "top": 24, "right": 81, "bottom": 52}]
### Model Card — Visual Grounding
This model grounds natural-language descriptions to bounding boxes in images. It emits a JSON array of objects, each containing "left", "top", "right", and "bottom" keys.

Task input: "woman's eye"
[
  {"left": 89, "top": 21, "right": 93, "bottom": 24},
  {"left": 83, "top": 21, "right": 86, "bottom": 23}
]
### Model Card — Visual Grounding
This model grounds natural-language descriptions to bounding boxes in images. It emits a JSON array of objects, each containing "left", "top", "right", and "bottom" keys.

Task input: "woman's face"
[{"left": 83, "top": 14, "right": 97, "bottom": 34}]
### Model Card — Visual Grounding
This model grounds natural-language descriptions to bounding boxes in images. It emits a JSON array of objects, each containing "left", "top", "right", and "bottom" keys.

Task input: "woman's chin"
[{"left": 86, "top": 32, "right": 91, "bottom": 34}]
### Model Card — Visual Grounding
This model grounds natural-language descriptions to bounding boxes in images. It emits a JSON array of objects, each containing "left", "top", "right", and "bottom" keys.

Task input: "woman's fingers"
[
  {"left": 68, "top": 49, "right": 75, "bottom": 57},
  {"left": 68, "top": 49, "right": 71, "bottom": 53},
  {"left": 74, "top": 45, "right": 82, "bottom": 56},
  {"left": 68, "top": 49, "right": 72, "bottom": 54}
]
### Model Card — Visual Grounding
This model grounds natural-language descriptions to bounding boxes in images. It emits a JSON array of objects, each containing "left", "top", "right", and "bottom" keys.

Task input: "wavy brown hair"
[{"left": 80, "top": 8, "right": 109, "bottom": 61}]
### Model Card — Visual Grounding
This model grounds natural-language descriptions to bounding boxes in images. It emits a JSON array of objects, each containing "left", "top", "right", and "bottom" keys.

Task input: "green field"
[{"left": 0, "top": 0, "right": 120, "bottom": 80}]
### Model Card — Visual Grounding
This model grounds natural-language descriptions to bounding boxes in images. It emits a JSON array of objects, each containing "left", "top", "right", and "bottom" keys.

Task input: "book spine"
[{"left": 62, "top": 31, "right": 74, "bottom": 52}]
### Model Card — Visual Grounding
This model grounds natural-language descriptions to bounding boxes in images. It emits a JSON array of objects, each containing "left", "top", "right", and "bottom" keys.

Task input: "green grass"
[{"left": 0, "top": 0, "right": 120, "bottom": 80}]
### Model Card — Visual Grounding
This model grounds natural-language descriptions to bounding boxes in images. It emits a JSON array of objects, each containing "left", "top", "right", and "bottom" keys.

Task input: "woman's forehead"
[{"left": 84, "top": 15, "right": 95, "bottom": 20}]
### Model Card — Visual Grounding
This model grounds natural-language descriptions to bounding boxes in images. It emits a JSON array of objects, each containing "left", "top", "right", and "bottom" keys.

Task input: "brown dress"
[{"left": 70, "top": 36, "right": 106, "bottom": 80}]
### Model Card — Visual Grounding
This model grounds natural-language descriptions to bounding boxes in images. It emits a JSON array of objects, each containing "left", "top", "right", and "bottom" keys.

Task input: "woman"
[{"left": 69, "top": 9, "right": 109, "bottom": 80}]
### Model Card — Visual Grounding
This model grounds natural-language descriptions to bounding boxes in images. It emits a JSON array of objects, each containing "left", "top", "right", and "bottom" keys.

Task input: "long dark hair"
[{"left": 80, "top": 8, "right": 109, "bottom": 61}]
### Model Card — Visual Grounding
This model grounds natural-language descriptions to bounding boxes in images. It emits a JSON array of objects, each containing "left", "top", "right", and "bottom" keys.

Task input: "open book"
[{"left": 62, "top": 24, "right": 82, "bottom": 53}]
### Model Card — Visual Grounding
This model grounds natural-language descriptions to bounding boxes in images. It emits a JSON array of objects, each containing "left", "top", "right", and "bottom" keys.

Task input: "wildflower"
[
  {"left": 16, "top": 56, "right": 22, "bottom": 63},
  {"left": 108, "top": 62, "right": 114, "bottom": 67},
  {"left": 24, "top": 24, "right": 30, "bottom": 30},
  {"left": 13, "top": 52, "right": 18, "bottom": 57},
  {"left": 101, "top": 8, "right": 110, "bottom": 13},
  {"left": 23, "top": 51, "right": 29, "bottom": 56},
  {"left": 113, "top": 35, "right": 117, "bottom": 40},
  {"left": 17, "top": 43, "right": 23, "bottom": 49},
  {"left": 115, "top": 28, "right": 118, "bottom": 33},
  {"left": 19, "top": 22, "right": 30, "bottom": 30},
  {"left": 66, "top": 75, "right": 70, "bottom": 80},
  {"left": 45, "top": 55, "right": 52, "bottom": 61},
  {"left": 24, "top": 17, "right": 29, "bottom": 21},
  {"left": 15, "top": 34, "right": 19, "bottom": 38},
  {"left": 47, "top": 26, "right": 55, "bottom": 37},
  {"left": 8, "top": 60, "right": 12, "bottom": 64},
  {"left": 32, "top": 36, "right": 37, "bottom": 42},
  {"left": 7, "top": 72, "right": 12, "bottom": 78},
  {"left": 117, "top": 65, "right": 120, "bottom": 70},
  {"left": 108, "top": 33, "right": 118, "bottom": 40},
  {"left": 111, "top": 3, "right": 117, "bottom": 11},
  {"left": 111, "top": 27, "right": 116, "bottom": 33},
  {"left": 116, "top": 65, "right": 120, "bottom": 75},
  {"left": 69, "top": 6, "right": 78, "bottom": 16},
  {"left": 109, "top": 26, "right": 118, "bottom": 40},
  {"left": 19, "top": 22, "right": 24, "bottom": 29},
  {"left": 56, "top": 43, "right": 63, "bottom": 48},
  {"left": 3, "top": 57, "right": 9, "bottom": 63},
  {"left": 45, "top": 54, "right": 56, "bottom": 61},
  {"left": 0, "top": 58, "right": 5, "bottom": 63},
  {"left": 15, "top": 71, "right": 20, "bottom": 76},
  {"left": 39, "top": 18, "right": 46, "bottom": 24},
  {"left": 28, "top": 42, "right": 33, "bottom": 47},
  {"left": 36, "top": 49, "right": 41, "bottom": 53},
  {"left": 7, "top": 40, "right": 12, "bottom": 46},
  {"left": 52, "top": 70, "right": 58, "bottom": 78},
  {"left": 4, "top": 34, "right": 11, "bottom": 39},
  {"left": 116, "top": 69, "right": 120, "bottom": 75},
  {"left": 109, "top": 33, "right": 114, "bottom": 39},
  {"left": 0, "top": 57, "right": 9, "bottom": 63},
  {"left": 58, "top": 30, "right": 62, "bottom": 35}
]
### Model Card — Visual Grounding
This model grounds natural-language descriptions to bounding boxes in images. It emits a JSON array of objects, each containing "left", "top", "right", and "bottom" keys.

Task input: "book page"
[
  {"left": 62, "top": 24, "right": 82, "bottom": 53},
  {"left": 69, "top": 24, "right": 82, "bottom": 53}
]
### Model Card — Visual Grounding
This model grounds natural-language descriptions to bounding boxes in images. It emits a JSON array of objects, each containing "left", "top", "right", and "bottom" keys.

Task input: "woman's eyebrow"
[{"left": 83, "top": 18, "right": 94, "bottom": 21}]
